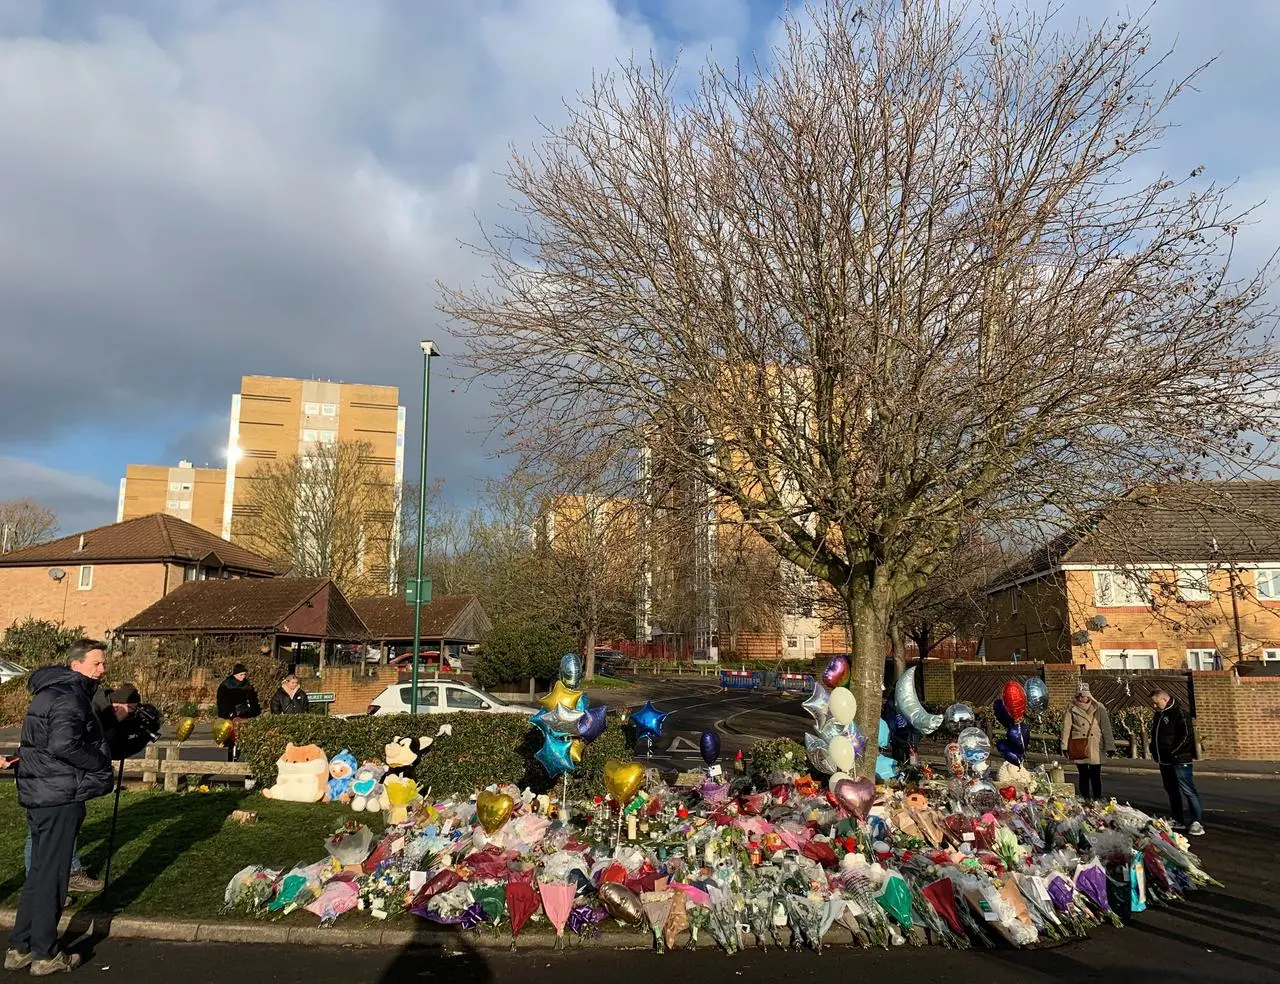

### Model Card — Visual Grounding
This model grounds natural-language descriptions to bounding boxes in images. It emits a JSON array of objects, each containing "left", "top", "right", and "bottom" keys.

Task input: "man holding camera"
[{"left": 6, "top": 640, "right": 115, "bottom": 975}]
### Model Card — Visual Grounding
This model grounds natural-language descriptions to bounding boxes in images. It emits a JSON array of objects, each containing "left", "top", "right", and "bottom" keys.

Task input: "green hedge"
[{"left": 235, "top": 712, "right": 630, "bottom": 797}]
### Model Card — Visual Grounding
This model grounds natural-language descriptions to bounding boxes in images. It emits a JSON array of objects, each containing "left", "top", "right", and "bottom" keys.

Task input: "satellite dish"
[{"left": 48, "top": 568, "right": 66, "bottom": 581}]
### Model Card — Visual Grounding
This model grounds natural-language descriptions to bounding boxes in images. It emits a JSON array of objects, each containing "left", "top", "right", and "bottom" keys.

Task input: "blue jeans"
[
  {"left": 1159, "top": 763, "right": 1203, "bottom": 825},
  {"left": 24, "top": 832, "right": 82, "bottom": 876}
]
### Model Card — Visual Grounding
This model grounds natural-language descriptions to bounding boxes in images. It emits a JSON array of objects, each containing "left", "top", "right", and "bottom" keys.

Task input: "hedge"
[{"left": 235, "top": 712, "right": 630, "bottom": 797}]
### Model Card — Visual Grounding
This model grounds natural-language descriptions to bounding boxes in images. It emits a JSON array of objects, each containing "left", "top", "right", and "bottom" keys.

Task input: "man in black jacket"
[
  {"left": 268, "top": 674, "right": 310, "bottom": 715},
  {"left": 215, "top": 663, "right": 260, "bottom": 761},
  {"left": 1150, "top": 689, "right": 1204, "bottom": 836},
  {"left": 6, "top": 640, "right": 114, "bottom": 974}
]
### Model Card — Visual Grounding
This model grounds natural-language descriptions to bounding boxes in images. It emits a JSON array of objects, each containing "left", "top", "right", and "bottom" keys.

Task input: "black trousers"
[
  {"left": 10, "top": 802, "right": 86, "bottom": 960},
  {"left": 1076, "top": 763, "right": 1103, "bottom": 800}
]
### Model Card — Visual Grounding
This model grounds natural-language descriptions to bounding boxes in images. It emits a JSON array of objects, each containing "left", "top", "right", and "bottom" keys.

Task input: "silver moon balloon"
[{"left": 895, "top": 666, "right": 943, "bottom": 735}]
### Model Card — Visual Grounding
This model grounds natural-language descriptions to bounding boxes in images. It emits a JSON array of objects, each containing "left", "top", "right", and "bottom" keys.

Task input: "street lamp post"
[{"left": 410, "top": 340, "right": 441, "bottom": 714}]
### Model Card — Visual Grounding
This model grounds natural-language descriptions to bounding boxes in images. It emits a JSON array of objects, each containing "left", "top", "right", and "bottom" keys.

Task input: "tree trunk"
[
  {"left": 889, "top": 614, "right": 907, "bottom": 682},
  {"left": 584, "top": 627, "right": 596, "bottom": 681},
  {"left": 846, "top": 587, "right": 892, "bottom": 780}
]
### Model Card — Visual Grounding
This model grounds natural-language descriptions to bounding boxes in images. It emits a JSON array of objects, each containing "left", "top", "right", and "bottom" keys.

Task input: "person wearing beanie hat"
[
  {"left": 216, "top": 663, "right": 261, "bottom": 761},
  {"left": 1061, "top": 680, "right": 1115, "bottom": 801}
]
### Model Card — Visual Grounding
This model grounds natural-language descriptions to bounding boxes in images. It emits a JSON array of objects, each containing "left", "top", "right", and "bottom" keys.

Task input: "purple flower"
[{"left": 1075, "top": 863, "right": 1111, "bottom": 913}]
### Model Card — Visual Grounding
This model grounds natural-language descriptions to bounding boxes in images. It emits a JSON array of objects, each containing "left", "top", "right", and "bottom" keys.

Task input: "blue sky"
[{"left": 1, "top": 0, "right": 1279, "bottom": 535}]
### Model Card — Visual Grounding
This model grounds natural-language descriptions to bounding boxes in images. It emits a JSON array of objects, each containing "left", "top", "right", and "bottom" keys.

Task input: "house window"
[
  {"left": 317, "top": 430, "right": 336, "bottom": 444},
  {"left": 1093, "top": 569, "right": 1146, "bottom": 607},
  {"left": 1099, "top": 649, "right": 1158, "bottom": 671},
  {"left": 1256, "top": 568, "right": 1280, "bottom": 601},
  {"left": 321, "top": 403, "right": 337, "bottom": 416},
  {"left": 1011, "top": 586, "right": 1019, "bottom": 615},
  {"left": 1186, "top": 648, "right": 1220, "bottom": 671},
  {"left": 804, "top": 635, "right": 817, "bottom": 654},
  {"left": 785, "top": 635, "right": 799, "bottom": 650},
  {"left": 303, "top": 402, "right": 321, "bottom": 415},
  {"left": 178, "top": 501, "right": 190, "bottom": 509},
  {"left": 1176, "top": 566, "right": 1211, "bottom": 602},
  {"left": 302, "top": 429, "right": 318, "bottom": 442},
  {"left": 77, "top": 565, "right": 93, "bottom": 590},
  {"left": 180, "top": 483, "right": 192, "bottom": 492},
  {"left": 183, "top": 565, "right": 199, "bottom": 582},
  {"left": 167, "top": 500, "right": 180, "bottom": 510},
  {"left": 168, "top": 482, "right": 180, "bottom": 492},
  {"left": 1262, "top": 648, "right": 1280, "bottom": 664}
]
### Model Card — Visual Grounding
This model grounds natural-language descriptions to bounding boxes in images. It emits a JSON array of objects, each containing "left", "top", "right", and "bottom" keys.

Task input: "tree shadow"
[{"left": 376, "top": 930, "right": 494, "bottom": 984}]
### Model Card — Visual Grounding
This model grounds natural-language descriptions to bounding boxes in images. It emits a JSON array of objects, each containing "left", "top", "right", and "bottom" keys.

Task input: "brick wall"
[
  {"left": 1188, "top": 672, "right": 1280, "bottom": 761},
  {"left": 0, "top": 562, "right": 175, "bottom": 639},
  {"left": 299, "top": 665, "right": 391, "bottom": 716}
]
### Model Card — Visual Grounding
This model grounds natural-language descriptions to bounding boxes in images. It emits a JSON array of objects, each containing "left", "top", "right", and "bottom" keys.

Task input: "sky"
[{"left": 1, "top": 0, "right": 1279, "bottom": 536}]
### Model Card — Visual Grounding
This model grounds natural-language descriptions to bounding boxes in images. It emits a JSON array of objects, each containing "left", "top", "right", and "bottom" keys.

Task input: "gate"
[
  {"left": 1079, "top": 668, "right": 1195, "bottom": 717},
  {"left": 953, "top": 663, "right": 1045, "bottom": 710}
]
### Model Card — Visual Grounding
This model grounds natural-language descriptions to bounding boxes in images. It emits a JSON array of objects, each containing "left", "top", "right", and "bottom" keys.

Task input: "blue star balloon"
[
  {"left": 630, "top": 701, "right": 670, "bottom": 742},
  {"left": 536, "top": 730, "right": 576, "bottom": 777}
]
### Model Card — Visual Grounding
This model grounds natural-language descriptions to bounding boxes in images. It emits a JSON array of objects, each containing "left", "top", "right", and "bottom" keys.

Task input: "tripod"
[{"left": 101, "top": 759, "right": 126, "bottom": 897}]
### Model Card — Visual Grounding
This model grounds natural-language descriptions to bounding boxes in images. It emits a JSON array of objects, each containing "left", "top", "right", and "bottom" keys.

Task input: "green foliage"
[
  {"left": 1, "top": 618, "right": 84, "bottom": 667},
  {"left": 1113, "top": 707, "right": 1153, "bottom": 744},
  {"left": 473, "top": 622, "right": 576, "bottom": 689},
  {"left": 749, "top": 738, "right": 806, "bottom": 778},
  {"left": 236, "top": 711, "right": 630, "bottom": 797}
]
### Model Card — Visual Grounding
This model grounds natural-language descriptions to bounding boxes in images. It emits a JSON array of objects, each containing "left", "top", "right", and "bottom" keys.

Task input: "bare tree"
[
  {"left": 232, "top": 439, "right": 398, "bottom": 597},
  {"left": 0, "top": 499, "right": 58, "bottom": 552},
  {"left": 445, "top": 1, "right": 1280, "bottom": 770}
]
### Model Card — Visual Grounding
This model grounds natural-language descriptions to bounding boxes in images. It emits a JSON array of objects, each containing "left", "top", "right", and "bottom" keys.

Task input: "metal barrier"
[
  {"left": 776, "top": 672, "right": 815, "bottom": 694},
  {"left": 719, "top": 669, "right": 762, "bottom": 690}
]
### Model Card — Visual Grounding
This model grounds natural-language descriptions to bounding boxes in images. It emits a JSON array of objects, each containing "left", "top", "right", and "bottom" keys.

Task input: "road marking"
[{"left": 668, "top": 737, "right": 700, "bottom": 753}]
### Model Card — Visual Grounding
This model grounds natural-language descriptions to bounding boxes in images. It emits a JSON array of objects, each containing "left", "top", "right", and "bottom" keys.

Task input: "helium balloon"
[
  {"left": 535, "top": 731, "right": 577, "bottom": 778},
  {"left": 995, "top": 738, "right": 1023, "bottom": 766},
  {"left": 559, "top": 652, "right": 583, "bottom": 688},
  {"left": 943, "top": 702, "right": 975, "bottom": 735},
  {"left": 827, "top": 770, "right": 852, "bottom": 790},
  {"left": 804, "top": 733, "right": 834, "bottom": 774},
  {"left": 174, "top": 717, "right": 197, "bottom": 743},
  {"left": 576, "top": 705, "right": 608, "bottom": 742},
  {"left": 569, "top": 738, "right": 585, "bottom": 765},
  {"left": 801, "top": 683, "right": 831, "bottom": 728},
  {"left": 821, "top": 655, "right": 851, "bottom": 689},
  {"left": 826, "top": 735, "right": 855, "bottom": 773},
  {"left": 631, "top": 701, "right": 670, "bottom": 742},
  {"left": 599, "top": 883, "right": 644, "bottom": 925},
  {"left": 602, "top": 759, "right": 645, "bottom": 804},
  {"left": 1001, "top": 680, "right": 1028, "bottom": 722},
  {"left": 476, "top": 790, "right": 515, "bottom": 833},
  {"left": 829, "top": 687, "right": 857, "bottom": 726},
  {"left": 844, "top": 777, "right": 877, "bottom": 819},
  {"left": 819, "top": 718, "right": 845, "bottom": 742},
  {"left": 845, "top": 722, "right": 867, "bottom": 760},
  {"left": 993, "top": 697, "right": 1015, "bottom": 730},
  {"left": 211, "top": 718, "right": 235, "bottom": 748},
  {"left": 699, "top": 730, "right": 721, "bottom": 766},
  {"left": 965, "top": 781, "right": 1001, "bottom": 813},
  {"left": 534, "top": 702, "right": 584, "bottom": 733},
  {"left": 895, "top": 666, "right": 943, "bottom": 735},
  {"left": 1024, "top": 677, "right": 1049, "bottom": 713},
  {"left": 888, "top": 711, "right": 912, "bottom": 739},
  {"left": 957, "top": 727, "right": 991, "bottom": 767}
]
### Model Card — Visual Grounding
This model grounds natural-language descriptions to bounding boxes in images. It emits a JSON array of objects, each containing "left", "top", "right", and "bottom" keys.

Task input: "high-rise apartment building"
[
  {"left": 222, "top": 375, "right": 406, "bottom": 589},
  {"left": 116, "top": 461, "right": 227, "bottom": 536}
]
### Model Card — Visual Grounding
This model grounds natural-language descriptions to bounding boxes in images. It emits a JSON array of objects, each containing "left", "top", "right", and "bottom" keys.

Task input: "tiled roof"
[
  {"left": 119, "top": 577, "right": 368, "bottom": 639},
  {"left": 0, "top": 514, "right": 275, "bottom": 575},
  {"left": 989, "top": 481, "right": 1280, "bottom": 589},
  {"left": 351, "top": 594, "right": 491, "bottom": 642}
]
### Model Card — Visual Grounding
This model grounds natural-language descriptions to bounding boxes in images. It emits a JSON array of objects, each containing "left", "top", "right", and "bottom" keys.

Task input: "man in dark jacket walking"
[
  {"left": 268, "top": 674, "right": 309, "bottom": 715},
  {"left": 1150, "top": 689, "right": 1204, "bottom": 836},
  {"left": 6, "top": 640, "right": 114, "bottom": 974},
  {"left": 216, "top": 663, "right": 260, "bottom": 761}
]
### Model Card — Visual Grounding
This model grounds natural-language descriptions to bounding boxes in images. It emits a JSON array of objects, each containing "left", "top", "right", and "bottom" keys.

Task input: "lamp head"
[{"left": 420, "top": 340, "right": 441, "bottom": 357}]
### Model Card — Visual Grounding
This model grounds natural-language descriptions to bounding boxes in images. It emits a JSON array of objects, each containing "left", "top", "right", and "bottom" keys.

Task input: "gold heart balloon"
[
  {"left": 475, "top": 790, "right": 515, "bottom": 833},
  {"left": 175, "top": 717, "right": 197, "bottom": 743},
  {"left": 539, "top": 680, "right": 584, "bottom": 713},
  {"left": 211, "top": 718, "right": 236, "bottom": 748},
  {"left": 603, "top": 759, "right": 644, "bottom": 805}
]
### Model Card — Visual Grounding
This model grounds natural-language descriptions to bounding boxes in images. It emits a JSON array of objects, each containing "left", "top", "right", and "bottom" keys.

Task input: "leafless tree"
[
  {"left": 0, "top": 499, "right": 58, "bottom": 552},
  {"left": 232, "top": 439, "right": 398, "bottom": 597},
  {"left": 444, "top": 0, "right": 1280, "bottom": 770}
]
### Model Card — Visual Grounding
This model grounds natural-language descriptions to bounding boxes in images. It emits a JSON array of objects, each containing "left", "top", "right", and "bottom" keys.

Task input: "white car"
[
  {"left": 0, "top": 657, "right": 27, "bottom": 685},
  {"left": 366, "top": 681, "right": 538, "bottom": 717}
]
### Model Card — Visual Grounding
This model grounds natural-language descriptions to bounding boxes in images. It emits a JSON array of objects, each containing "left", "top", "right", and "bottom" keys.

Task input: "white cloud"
[{"left": 0, "top": 457, "right": 118, "bottom": 535}]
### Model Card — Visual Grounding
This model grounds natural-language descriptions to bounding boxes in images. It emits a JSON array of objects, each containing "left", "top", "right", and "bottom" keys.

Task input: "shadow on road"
[{"left": 375, "top": 933, "right": 493, "bottom": 984}]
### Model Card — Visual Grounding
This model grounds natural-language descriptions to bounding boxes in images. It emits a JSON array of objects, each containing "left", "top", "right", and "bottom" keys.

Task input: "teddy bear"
[
  {"left": 324, "top": 749, "right": 359, "bottom": 803},
  {"left": 350, "top": 762, "right": 390, "bottom": 813}
]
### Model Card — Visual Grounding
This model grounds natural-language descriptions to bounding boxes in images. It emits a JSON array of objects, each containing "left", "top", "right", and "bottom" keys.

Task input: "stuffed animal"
[
  {"left": 262, "top": 743, "right": 329, "bottom": 803},
  {"left": 324, "top": 749, "right": 358, "bottom": 803},
  {"left": 350, "top": 762, "right": 389, "bottom": 813},
  {"left": 384, "top": 725, "right": 452, "bottom": 779}
]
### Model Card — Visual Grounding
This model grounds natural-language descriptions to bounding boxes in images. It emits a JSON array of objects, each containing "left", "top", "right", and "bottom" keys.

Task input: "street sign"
[{"left": 403, "top": 577, "right": 433, "bottom": 606}]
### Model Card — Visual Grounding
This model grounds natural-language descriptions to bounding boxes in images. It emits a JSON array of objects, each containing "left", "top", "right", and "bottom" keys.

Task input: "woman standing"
[{"left": 1060, "top": 682, "right": 1116, "bottom": 801}]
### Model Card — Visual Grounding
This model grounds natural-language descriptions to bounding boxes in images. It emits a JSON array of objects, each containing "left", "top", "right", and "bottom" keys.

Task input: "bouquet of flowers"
[
  {"left": 223, "top": 865, "right": 280, "bottom": 914},
  {"left": 1074, "top": 859, "right": 1123, "bottom": 928}
]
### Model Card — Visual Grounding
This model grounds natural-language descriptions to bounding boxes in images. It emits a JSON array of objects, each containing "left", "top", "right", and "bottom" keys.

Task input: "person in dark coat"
[
  {"left": 1150, "top": 689, "right": 1204, "bottom": 835},
  {"left": 6, "top": 640, "right": 114, "bottom": 974},
  {"left": 216, "top": 663, "right": 260, "bottom": 761},
  {"left": 269, "top": 674, "right": 310, "bottom": 715}
]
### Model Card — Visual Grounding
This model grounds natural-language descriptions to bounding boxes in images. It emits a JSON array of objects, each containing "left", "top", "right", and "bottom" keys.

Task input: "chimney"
[{"left": 76, "top": 534, "right": 85, "bottom": 553}]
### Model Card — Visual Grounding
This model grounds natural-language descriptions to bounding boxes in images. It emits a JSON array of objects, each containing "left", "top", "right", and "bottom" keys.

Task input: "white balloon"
[
  {"left": 829, "top": 687, "right": 858, "bottom": 726},
  {"left": 826, "top": 735, "right": 855, "bottom": 773},
  {"left": 827, "top": 771, "right": 852, "bottom": 792},
  {"left": 894, "top": 666, "right": 943, "bottom": 735}
]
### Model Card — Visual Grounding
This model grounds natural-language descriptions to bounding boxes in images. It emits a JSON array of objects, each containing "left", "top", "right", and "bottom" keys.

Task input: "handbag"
[{"left": 1068, "top": 737, "right": 1090, "bottom": 761}]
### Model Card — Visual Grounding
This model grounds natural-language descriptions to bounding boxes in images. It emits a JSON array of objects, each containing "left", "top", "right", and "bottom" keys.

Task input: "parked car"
[
  {"left": 0, "top": 657, "right": 27, "bottom": 685},
  {"left": 593, "top": 649, "right": 626, "bottom": 675},
  {"left": 367, "top": 681, "right": 538, "bottom": 717}
]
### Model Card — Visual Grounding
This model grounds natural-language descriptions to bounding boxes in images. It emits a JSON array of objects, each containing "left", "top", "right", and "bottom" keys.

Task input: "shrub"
[
  {"left": 749, "top": 738, "right": 806, "bottom": 779},
  {"left": 1, "top": 618, "right": 84, "bottom": 667},
  {"left": 235, "top": 712, "right": 630, "bottom": 797},
  {"left": 473, "top": 622, "right": 575, "bottom": 690}
]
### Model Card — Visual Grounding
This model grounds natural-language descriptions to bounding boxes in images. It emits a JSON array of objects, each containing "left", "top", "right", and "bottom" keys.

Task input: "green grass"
[
  {"left": 584, "top": 675, "right": 634, "bottom": 687},
  {"left": 0, "top": 784, "right": 382, "bottom": 920}
]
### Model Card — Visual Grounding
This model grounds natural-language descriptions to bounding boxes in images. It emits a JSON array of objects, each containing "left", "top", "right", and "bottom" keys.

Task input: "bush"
[
  {"left": 749, "top": 737, "right": 806, "bottom": 779},
  {"left": 235, "top": 712, "right": 630, "bottom": 797},
  {"left": 1, "top": 618, "right": 84, "bottom": 667},
  {"left": 473, "top": 622, "right": 576, "bottom": 690}
]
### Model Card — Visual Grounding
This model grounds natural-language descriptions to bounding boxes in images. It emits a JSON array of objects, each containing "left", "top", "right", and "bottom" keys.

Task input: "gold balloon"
[
  {"left": 569, "top": 738, "right": 584, "bottom": 765},
  {"left": 538, "top": 680, "right": 584, "bottom": 714},
  {"left": 603, "top": 759, "right": 644, "bottom": 805},
  {"left": 211, "top": 718, "right": 236, "bottom": 748},
  {"left": 475, "top": 790, "right": 515, "bottom": 833},
  {"left": 175, "top": 717, "right": 197, "bottom": 743}
]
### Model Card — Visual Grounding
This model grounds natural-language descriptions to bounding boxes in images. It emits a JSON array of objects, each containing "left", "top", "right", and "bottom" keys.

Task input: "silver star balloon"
[{"left": 802, "top": 682, "right": 831, "bottom": 728}]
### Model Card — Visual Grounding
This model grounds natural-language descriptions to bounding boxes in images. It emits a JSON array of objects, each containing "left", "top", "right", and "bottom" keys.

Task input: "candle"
[{"left": 627, "top": 815, "right": 638, "bottom": 840}]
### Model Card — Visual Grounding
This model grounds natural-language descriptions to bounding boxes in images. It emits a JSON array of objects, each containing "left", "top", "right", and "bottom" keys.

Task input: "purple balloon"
[
  {"left": 699, "top": 730, "right": 721, "bottom": 766},
  {"left": 1016, "top": 721, "right": 1031, "bottom": 749},
  {"left": 996, "top": 738, "right": 1023, "bottom": 766},
  {"left": 993, "top": 697, "right": 1015, "bottom": 730},
  {"left": 577, "top": 705, "right": 608, "bottom": 742}
]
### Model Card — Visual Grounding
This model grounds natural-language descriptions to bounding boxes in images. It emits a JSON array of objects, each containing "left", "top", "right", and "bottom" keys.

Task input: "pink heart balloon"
[{"left": 832, "top": 776, "right": 875, "bottom": 820}]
